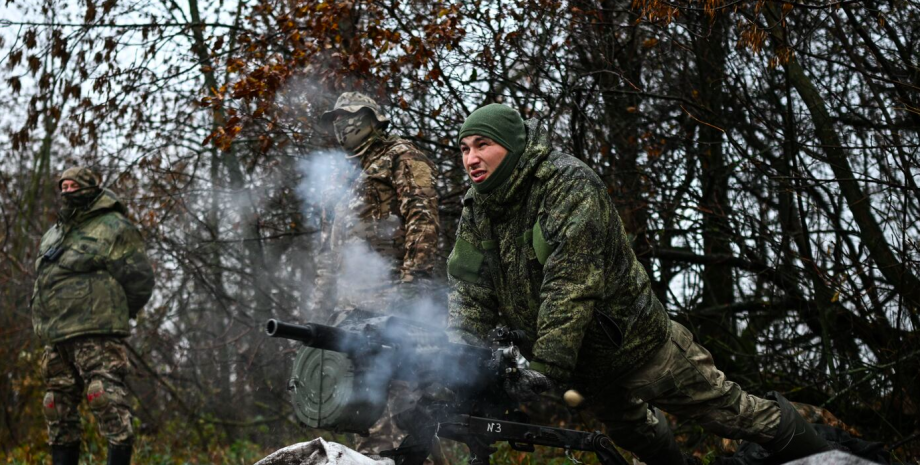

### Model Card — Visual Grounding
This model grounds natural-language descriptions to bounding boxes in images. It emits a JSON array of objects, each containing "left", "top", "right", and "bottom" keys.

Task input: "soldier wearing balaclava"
[
  {"left": 33, "top": 167, "right": 155, "bottom": 465},
  {"left": 309, "top": 92, "right": 442, "bottom": 454}
]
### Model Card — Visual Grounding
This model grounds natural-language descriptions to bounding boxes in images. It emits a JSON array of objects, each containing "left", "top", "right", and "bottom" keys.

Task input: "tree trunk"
[
  {"left": 189, "top": 0, "right": 279, "bottom": 438},
  {"left": 765, "top": 6, "right": 920, "bottom": 314},
  {"left": 692, "top": 12, "right": 740, "bottom": 371}
]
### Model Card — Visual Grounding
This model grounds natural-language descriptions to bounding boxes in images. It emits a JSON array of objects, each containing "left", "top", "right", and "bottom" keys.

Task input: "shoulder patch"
[
  {"left": 403, "top": 159, "right": 435, "bottom": 188},
  {"left": 389, "top": 139, "right": 437, "bottom": 178},
  {"left": 447, "top": 237, "right": 484, "bottom": 283},
  {"left": 533, "top": 220, "right": 553, "bottom": 265}
]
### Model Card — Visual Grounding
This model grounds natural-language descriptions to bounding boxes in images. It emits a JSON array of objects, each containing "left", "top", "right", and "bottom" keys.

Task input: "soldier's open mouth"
[{"left": 469, "top": 169, "right": 487, "bottom": 183}]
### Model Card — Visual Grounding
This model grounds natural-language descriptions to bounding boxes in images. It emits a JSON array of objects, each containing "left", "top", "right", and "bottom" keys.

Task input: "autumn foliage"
[{"left": 2, "top": 0, "right": 920, "bottom": 462}]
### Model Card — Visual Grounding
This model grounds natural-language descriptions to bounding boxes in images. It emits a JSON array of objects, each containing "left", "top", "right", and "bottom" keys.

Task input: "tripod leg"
[
  {"left": 465, "top": 437, "right": 496, "bottom": 465},
  {"left": 429, "top": 437, "right": 449, "bottom": 465}
]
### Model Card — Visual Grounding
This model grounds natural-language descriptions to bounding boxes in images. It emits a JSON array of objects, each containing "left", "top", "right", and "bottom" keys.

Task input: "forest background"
[{"left": 1, "top": 0, "right": 919, "bottom": 463}]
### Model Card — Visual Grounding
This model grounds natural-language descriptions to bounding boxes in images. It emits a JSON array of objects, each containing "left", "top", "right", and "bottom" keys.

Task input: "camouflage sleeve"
[
  {"left": 530, "top": 179, "right": 611, "bottom": 382},
  {"left": 106, "top": 221, "right": 155, "bottom": 316},
  {"left": 392, "top": 147, "right": 440, "bottom": 282},
  {"left": 446, "top": 206, "right": 498, "bottom": 347}
]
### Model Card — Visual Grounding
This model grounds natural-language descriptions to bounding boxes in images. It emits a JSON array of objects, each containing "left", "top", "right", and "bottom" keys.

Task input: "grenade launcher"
[{"left": 266, "top": 316, "right": 628, "bottom": 465}]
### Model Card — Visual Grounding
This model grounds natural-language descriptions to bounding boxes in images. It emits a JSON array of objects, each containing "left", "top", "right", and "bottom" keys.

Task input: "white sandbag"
[
  {"left": 786, "top": 450, "right": 881, "bottom": 464},
  {"left": 255, "top": 437, "right": 396, "bottom": 465}
]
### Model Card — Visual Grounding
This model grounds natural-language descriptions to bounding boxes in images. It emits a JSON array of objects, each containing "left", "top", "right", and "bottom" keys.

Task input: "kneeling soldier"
[
  {"left": 32, "top": 167, "right": 155, "bottom": 465},
  {"left": 447, "top": 104, "right": 832, "bottom": 464}
]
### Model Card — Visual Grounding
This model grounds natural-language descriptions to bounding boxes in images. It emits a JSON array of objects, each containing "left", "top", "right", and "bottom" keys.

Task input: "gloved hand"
[{"left": 503, "top": 369, "right": 554, "bottom": 402}]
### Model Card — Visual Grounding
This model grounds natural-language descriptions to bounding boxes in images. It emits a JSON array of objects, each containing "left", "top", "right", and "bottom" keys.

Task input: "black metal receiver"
[{"left": 266, "top": 318, "right": 629, "bottom": 465}]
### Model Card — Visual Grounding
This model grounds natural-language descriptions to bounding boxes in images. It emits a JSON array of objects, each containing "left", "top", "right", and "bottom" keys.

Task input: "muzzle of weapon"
[{"left": 265, "top": 319, "right": 373, "bottom": 355}]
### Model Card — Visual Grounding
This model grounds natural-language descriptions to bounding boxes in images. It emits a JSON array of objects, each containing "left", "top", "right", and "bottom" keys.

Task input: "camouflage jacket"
[
  {"left": 32, "top": 189, "right": 155, "bottom": 344},
  {"left": 310, "top": 134, "right": 440, "bottom": 317},
  {"left": 447, "top": 120, "right": 670, "bottom": 384}
]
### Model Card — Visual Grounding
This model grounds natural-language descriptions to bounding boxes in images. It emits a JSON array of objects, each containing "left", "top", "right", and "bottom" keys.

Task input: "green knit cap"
[{"left": 457, "top": 104, "right": 527, "bottom": 194}]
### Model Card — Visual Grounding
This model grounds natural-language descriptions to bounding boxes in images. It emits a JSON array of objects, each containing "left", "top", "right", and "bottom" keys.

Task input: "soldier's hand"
[{"left": 503, "top": 369, "right": 554, "bottom": 403}]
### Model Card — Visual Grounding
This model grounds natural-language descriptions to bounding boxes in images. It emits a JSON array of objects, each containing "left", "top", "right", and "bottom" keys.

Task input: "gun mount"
[{"left": 267, "top": 317, "right": 629, "bottom": 465}]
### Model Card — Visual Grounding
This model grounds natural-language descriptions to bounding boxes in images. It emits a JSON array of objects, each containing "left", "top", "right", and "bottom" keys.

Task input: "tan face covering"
[{"left": 333, "top": 111, "right": 377, "bottom": 152}]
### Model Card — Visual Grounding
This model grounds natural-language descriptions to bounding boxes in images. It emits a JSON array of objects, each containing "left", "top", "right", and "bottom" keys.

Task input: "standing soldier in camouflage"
[
  {"left": 447, "top": 104, "right": 832, "bottom": 465},
  {"left": 312, "top": 92, "right": 441, "bottom": 454},
  {"left": 32, "top": 167, "right": 155, "bottom": 465}
]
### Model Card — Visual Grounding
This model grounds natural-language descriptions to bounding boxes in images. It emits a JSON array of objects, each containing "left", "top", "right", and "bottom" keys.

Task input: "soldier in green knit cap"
[
  {"left": 446, "top": 104, "right": 831, "bottom": 464},
  {"left": 33, "top": 167, "right": 154, "bottom": 465}
]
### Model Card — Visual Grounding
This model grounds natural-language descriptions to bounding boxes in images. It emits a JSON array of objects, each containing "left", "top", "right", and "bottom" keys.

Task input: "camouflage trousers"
[
  {"left": 41, "top": 336, "right": 134, "bottom": 446},
  {"left": 585, "top": 321, "right": 782, "bottom": 452}
]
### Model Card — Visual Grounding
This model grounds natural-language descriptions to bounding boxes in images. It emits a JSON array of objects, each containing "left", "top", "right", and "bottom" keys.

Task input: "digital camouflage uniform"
[
  {"left": 32, "top": 167, "right": 154, "bottom": 448},
  {"left": 313, "top": 93, "right": 441, "bottom": 454},
  {"left": 447, "top": 119, "right": 782, "bottom": 458}
]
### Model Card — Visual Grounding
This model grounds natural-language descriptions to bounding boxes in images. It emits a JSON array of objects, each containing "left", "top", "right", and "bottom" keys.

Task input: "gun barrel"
[{"left": 266, "top": 319, "right": 368, "bottom": 354}]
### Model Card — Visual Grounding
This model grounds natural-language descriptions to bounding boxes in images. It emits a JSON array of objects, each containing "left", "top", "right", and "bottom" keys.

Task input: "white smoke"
[
  {"left": 293, "top": 141, "right": 447, "bottom": 327},
  {"left": 290, "top": 148, "right": 463, "bottom": 430},
  {"left": 399, "top": 286, "right": 449, "bottom": 328},
  {"left": 336, "top": 240, "right": 396, "bottom": 309},
  {"left": 294, "top": 149, "right": 358, "bottom": 207}
]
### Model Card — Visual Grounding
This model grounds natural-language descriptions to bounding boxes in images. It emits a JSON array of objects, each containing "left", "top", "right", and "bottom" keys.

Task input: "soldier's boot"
[
  {"left": 761, "top": 392, "right": 832, "bottom": 463},
  {"left": 635, "top": 408, "right": 687, "bottom": 465},
  {"left": 51, "top": 444, "right": 80, "bottom": 465},
  {"left": 614, "top": 408, "right": 686, "bottom": 465},
  {"left": 107, "top": 443, "right": 132, "bottom": 465}
]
